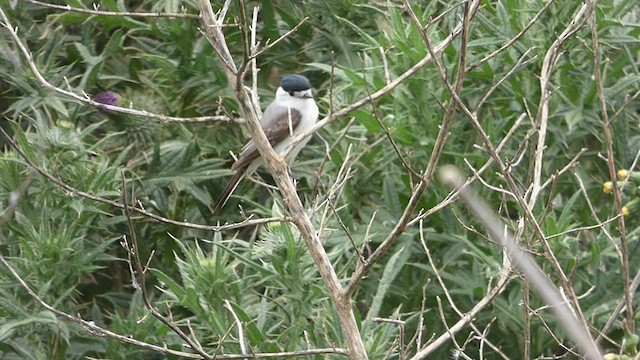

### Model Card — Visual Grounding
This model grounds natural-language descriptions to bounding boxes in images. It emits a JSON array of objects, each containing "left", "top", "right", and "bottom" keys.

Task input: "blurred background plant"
[{"left": 0, "top": 0, "right": 639, "bottom": 359}]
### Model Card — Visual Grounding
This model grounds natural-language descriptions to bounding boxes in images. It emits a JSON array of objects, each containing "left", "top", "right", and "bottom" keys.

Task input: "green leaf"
[
  {"left": 353, "top": 109, "right": 381, "bottom": 132},
  {"left": 366, "top": 244, "right": 410, "bottom": 321}
]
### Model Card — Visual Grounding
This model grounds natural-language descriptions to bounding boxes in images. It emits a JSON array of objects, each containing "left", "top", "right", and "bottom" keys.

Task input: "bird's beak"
[{"left": 302, "top": 91, "right": 314, "bottom": 99}]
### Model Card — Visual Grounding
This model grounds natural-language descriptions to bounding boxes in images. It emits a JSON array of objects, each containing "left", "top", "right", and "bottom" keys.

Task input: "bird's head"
[{"left": 279, "top": 74, "right": 314, "bottom": 99}]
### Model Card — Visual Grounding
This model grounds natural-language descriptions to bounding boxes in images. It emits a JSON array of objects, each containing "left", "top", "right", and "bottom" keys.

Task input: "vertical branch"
[
  {"left": 198, "top": 0, "right": 238, "bottom": 79},
  {"left": 249, "top": 6, "right": 262, "bottom": 117},
  {"left": 523, "top": 275, "right": 531, "bottom": 360},
  {"left": 197, "top": 2, "right": 368, "bottom": 358},
  {"left": 527, "top": 0, "right": 595, "bottom": 208},
  {"left": 590, "top": 10, "right": 633, "bottom": 331}
]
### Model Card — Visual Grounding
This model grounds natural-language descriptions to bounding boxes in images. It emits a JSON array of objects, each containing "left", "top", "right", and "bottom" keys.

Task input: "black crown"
[{"left": 280, "top": 74, "right": 312, "bottom": 92}]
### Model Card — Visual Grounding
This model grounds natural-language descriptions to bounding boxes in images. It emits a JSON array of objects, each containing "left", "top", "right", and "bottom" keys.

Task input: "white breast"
[{"left": 274, "top": 98, "right": 319, "bottom": 163}]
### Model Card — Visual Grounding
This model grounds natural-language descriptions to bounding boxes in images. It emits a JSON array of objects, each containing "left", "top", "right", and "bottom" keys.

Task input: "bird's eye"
[{"left": 288, "top": 91, "right": 295, "bottom": 96}]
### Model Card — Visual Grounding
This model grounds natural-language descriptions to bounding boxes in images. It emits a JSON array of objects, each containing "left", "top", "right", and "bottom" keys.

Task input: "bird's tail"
[{"left": 211, "top": 170, "right": 245, "bottom": 213}]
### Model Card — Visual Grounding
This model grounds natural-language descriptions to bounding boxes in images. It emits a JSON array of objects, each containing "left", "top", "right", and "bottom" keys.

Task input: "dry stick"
[
  {"left": 590, "top": 9, "right": 633, "bottom": 333},
  {"left": 468, "top": 0, "right": 556, "bottom": 70},
  {"left": 282, "top": 0, "right": 481, "bottom": 160},
  {"left": 249, "top": 6, "right": 261, "bottom": 118},
  {"left": 609, "top": 90, "right": 640, "bottom": 124},
  {"left": 224, "top": 299, "right": 247, "bottom": 355},
  {"left": 528, "top": 0, "right": 595, "bottom": 208},
  {"left": 408, "top": 112, "right": 528, "bottom": 227},
  {"left": 236, "top": 0, "right": 251, "bottom": 73},
  {"left": 469, "top": 320, "right": 511, "bottom": 360},
  {"left": 0, "top": 126, "right": 286, "bottom": 232},
  {"left": 344, "top": 0, "right": 481, "bottom": 298},
  {"left": 415, "top": 218, "right": 514, "bottom": 360},
  {"left": 0, "top": 6, "right": 229, "bottom": 124},
  {"left": 539, "top": 148, "right": 586, "bottom": 191},
  {"left": 421, "top": 1, "right": 599, "bottom": 352},
  {"left": 438, "top": 165, "right": 602, "bottom": 360},
  {"left": 26, "top": 0, "right": 201, "bottom": 19},
  {"left": 197, "top": 1, "right": 368, "bottom": 358},
  {"left": 0, "top": 254, "right": 209, "bottom": 359},
  {"left": 598, "top": 149, "right": 640, "bottom": 341},
  {"left": 120, "top": 173, "right": 212, "bottom": 359}
]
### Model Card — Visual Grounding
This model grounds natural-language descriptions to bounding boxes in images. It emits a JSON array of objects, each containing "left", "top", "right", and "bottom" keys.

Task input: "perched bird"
[{"left": 213, "top": 74, "right": 319, "bottom": 212}]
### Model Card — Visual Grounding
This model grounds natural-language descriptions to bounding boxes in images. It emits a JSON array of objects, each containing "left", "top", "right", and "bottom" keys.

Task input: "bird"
[{"left": 212, "top": 74, "right": 319, "bottom": 212}]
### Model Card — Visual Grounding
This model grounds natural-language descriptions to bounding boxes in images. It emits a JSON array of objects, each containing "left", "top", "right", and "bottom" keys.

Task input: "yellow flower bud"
[
  {"left": 618, "top": 169, "right": 629, "bottom": 180},
  {"left": 622, "top": 198, "right": 640, "bottom": 217},
  {"left": 603, "top": 181, "right": 613, "bottom": 194}
]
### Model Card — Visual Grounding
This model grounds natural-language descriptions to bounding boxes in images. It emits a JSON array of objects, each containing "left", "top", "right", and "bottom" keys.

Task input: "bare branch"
[
  {"left": 438, "top": 165, "right": 602, "bottom": 360},
  {"left": 121, "top": 173, "right": 212, "bottom": 359},
  {"left": 197, "top": 1, "right": 369, "bottom": 358},
  {"left": 26, "top": 0, "right": 201, "bottom": 19},
  {"left": 344, "top": 0, "right": 482, "bottom": 298},
  {"left": 468, "top": 0, "right": 556, "bottom": 70},
  {"left": 0, "top": 7, "right": 230, "bottom": 124},
  {"left": 590, "top": 7, "right": 633, "bottom": 331},
  {"left": 0, "top": 126, "right": 287, "bottom": 232}
]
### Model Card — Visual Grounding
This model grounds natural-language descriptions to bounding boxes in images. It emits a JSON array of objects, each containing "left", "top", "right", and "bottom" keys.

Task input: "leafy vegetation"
[{"left": 0, "top": 0, "right": 639, "bottom": 359}]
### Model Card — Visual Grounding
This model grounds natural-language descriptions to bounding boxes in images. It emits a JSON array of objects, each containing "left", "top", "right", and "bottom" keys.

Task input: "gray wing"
[{"left": 231, "top": 105, "right": 302, "bottom": 171}]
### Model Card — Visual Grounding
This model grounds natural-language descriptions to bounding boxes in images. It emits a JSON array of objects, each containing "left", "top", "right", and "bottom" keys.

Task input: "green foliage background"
[{"left": 0, "top": 0, "right": 639, "bottom": 359}]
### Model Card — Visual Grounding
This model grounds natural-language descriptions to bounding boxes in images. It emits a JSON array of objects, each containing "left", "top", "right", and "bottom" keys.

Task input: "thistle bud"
[{"left": 94, "top": 91, "right": 121, "bottom": 114}]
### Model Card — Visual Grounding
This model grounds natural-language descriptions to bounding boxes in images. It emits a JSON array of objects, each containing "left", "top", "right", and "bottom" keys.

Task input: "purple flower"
[{"left": 94, "top": 91, "right": 121, "bottom": 114}]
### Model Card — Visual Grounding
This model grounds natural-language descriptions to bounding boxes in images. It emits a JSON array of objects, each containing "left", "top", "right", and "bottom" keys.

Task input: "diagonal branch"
[
  {"left": 0, "top": 126, "right": 286, "bottom": 232},
  {"left": 26, "top": 0, "right": 201, "bottom": 19},
  {"left": 0, "top": 6, "right": 230, "bottom": 124},
  {"left": 344, "top": 0, "right": 481, "bottom": 297},
  {"left": 438, "top": 165, "right": 602, "bottom": 360}
]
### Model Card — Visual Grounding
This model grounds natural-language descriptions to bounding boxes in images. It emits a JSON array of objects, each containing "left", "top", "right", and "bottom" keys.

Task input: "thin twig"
[
  {"left": 438, "top": 165, "right": 602, "bottom": 360},
  {"left": 344, "top": 0, "right": 481, "bottom": 298},
  {"left": 468, "top": 0, "right": 556, "bottom": 70},
  {"left": 590, "top": 8, "right": 633, "bottom": 331},
  {"left": 0, "top": 254, "right": 205, "bottom": 358},
  {"left": 26, "top": 0, "right": 201, "bottom": 19},
  {"left": 250, "top": 17, "right": 309, "bottom": 60},
  {"left": 0, "top": 125, "right": 287, "bottom": 231},
  {"left": 0, "top": 8, "right": 230, "bottom": 124},
  {"left": 224, "top": 300, "right": 247, "bottom": 354},
  {"left": 121, "top": 173, "right": 212, "bottom": 359}
]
